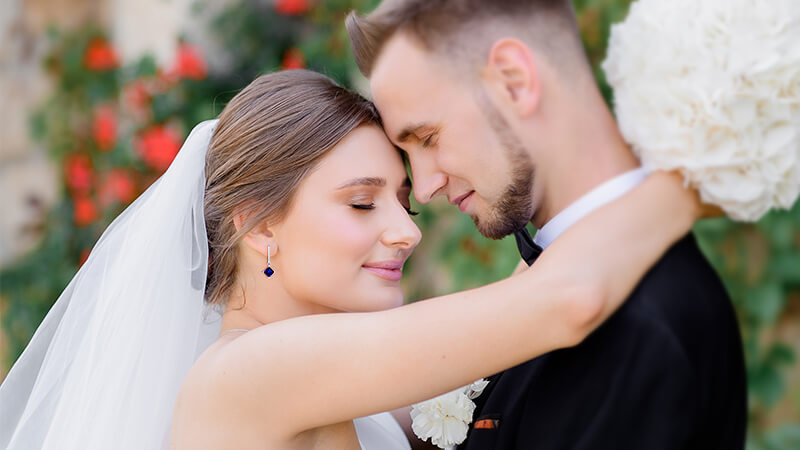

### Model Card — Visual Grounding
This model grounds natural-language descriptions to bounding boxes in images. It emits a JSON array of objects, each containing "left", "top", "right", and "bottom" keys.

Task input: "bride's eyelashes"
[
  {"left": 349, "top": 202, "right": 419, "bottom": 216},
  {"left": 350, "top": 203, "right": 376, "bottom": 211}
]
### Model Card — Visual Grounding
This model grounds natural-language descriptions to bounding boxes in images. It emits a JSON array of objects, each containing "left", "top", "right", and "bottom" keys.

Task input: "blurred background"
[{"left": 0, "top": 0, "right": 798, "bottom": 447}]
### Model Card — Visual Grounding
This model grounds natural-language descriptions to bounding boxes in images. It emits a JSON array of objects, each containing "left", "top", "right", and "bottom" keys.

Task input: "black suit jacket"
[{"left": 458, "top": 234, "right": 746, "bottom": 450}]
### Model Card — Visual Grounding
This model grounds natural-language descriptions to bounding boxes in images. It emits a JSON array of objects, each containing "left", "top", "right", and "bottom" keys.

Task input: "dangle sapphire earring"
[{"left": 263, "top": 245, "right": 275, "bottom": 277}]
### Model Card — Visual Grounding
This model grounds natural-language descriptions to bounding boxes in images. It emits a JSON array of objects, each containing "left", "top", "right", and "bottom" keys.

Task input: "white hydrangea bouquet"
[
  {"left": 413, "top": 1, "right": 800, "bottom": 447},
  {"left": 602, "top": 0, "right": 800, "bottom": 221}
]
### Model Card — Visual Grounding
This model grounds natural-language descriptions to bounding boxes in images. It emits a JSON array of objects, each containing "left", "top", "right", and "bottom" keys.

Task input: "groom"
[{"left": 347, "top": 1, "right": 747, "bottom": 448}]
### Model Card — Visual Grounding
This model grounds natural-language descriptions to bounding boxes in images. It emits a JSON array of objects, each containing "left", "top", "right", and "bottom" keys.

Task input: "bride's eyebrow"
[{"left": 336, "top": 177, "right": 386, "bottom": 189}]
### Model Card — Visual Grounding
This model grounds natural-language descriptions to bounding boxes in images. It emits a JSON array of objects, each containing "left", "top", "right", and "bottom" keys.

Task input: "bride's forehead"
[{"left": 311, "top": 126, "right": 405, "bottom": 176}]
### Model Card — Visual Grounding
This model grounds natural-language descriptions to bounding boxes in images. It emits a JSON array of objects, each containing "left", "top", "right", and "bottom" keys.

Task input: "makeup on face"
[{"left": 272, "top": 125, "right": 421, "bottom": 313}]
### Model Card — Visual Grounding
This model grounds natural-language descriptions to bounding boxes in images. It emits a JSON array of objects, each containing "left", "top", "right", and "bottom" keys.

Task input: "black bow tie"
[{"left": 513, "top": 228, "right": 542, "bottom": 266}]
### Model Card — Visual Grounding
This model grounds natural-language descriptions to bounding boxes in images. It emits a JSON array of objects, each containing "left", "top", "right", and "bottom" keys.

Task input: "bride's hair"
[{"left": 203, "top": 70, "right": 380, "bottom": 306}]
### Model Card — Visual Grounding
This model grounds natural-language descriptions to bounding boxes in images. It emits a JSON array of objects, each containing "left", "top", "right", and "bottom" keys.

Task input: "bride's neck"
[{"left": 219, "top": 274, "right": 337, "bottom": 332}]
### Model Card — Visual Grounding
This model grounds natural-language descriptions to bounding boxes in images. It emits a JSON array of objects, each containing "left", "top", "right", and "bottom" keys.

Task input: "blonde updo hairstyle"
[{"left": 204, "top": 70, "right": 380, "bottom": 306}]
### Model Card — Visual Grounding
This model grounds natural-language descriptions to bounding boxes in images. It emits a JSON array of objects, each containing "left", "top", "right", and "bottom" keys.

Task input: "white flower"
[
  {"left": 602, "top": 0, "right": 800, "bottom": 221},
  {"left": 410, "top": 379, "right": 488, "bottom": 449}
]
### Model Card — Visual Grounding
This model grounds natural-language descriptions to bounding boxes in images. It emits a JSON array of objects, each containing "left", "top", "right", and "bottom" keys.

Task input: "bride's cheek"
[
  {"left": 329, "top": 217, "right": 381, "bottom": 289},
  {"left": 328, "top": 215, "right": 376, "bottom": 260}
]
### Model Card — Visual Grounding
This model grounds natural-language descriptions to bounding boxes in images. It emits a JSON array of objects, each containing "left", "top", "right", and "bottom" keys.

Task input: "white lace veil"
[{"left": 0, "top": 120, "right": 222, "bottom": 450}]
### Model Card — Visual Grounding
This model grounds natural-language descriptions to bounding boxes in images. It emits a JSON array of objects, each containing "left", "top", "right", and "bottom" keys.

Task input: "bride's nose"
[{"left": 381, "top": 206, "right": 422, "bottom": 250}]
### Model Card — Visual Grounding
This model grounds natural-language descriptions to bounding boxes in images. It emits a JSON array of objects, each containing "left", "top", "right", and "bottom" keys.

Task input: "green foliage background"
[{"left": 0, "top": 0, "right": 798, "bottom": 448}]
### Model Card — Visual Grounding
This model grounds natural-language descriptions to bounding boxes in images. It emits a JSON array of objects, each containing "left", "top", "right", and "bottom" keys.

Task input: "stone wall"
[{"left": 0, "top": 0, "right": 107, "bottom": 267}]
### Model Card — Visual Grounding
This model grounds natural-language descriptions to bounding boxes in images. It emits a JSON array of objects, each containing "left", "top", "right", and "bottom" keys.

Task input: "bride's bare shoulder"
[
  {"left": 172, "top": 336, "right": 277, "bottom": 448},
  {"left": 176, "top": 325, "right": 302, "bottom": 416},
  {"left": 171, "top": 322, "right": 320, "bottom": 447},
  {"left": 171, "top": 339, "right": 230, "bottom": 446},
  {"left": 174, "top": 337, "right": 235, "bottom": 413},
  {"left": 177, "top": 334, "right": 256, "bottom": 405}
]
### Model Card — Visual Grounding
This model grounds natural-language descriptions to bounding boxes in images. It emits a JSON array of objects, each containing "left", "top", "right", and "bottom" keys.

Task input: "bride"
[{"left": 0, "top": 70, "right": 702, "bottom": 449}]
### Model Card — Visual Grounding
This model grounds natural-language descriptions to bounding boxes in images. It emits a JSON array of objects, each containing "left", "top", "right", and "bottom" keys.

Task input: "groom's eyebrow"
[
  {"left": 337, "top": 177, "right": 386, "bottom": 189},
  {"left": 396, "top": 123, "right": 429, "bottom": 143}
]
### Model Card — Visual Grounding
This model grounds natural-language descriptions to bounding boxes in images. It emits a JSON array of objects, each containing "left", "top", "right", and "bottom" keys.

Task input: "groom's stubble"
[{"left": 472, "top": 88, "right": 536, "bottom": 240}]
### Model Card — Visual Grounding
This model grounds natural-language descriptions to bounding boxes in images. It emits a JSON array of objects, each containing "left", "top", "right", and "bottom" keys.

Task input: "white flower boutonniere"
[{"left": 410, "top": 379, "right": 490, "bottom": 449}]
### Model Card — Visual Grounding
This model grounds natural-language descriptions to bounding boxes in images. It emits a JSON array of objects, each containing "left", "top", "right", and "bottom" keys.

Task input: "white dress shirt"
[{"left": 533, "top": 167, "right": 649, "bottom": 249}]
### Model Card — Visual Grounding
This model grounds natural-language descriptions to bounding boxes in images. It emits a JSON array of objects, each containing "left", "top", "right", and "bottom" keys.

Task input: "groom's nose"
[{"left": 408, "top": 155, "right": 447, "bottom": 204}]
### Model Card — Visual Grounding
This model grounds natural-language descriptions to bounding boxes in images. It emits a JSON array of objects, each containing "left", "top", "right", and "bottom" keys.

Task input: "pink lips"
[{"left": 362, "top": 260, "right": 404, "bottom": 281}]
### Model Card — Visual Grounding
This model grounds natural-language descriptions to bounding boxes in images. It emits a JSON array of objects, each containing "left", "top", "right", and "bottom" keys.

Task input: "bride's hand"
[{"left": 657, "top": 170, "right": 725, "bottom": 220}]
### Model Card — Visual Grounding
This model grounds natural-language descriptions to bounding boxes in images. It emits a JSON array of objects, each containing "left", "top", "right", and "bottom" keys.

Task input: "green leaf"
[
  {"left": 133, "top": 55, "right": 158, "bottom": 78},
  {"left": 763, "top": 424, "right": 800, "bottom": 450},
  {"left": 750, "top": 364, "right": 786, "bottom": 408},
  {"left": 744, "top": 283, "right": 785, "bottom": 325},
  {"left": 766, "top": 342, "right": 796, "bottom": 366},
  {"left": 771, "top": 253, "right": 800, "bottom": 284}
]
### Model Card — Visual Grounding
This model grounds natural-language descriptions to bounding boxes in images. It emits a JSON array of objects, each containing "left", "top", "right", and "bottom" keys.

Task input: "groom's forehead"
[
  {"left": 370, "top": 35, "right": 452, "bottom": 128},
  {"left": 371, "top": 33, "right": 441, "bottom": 96}
]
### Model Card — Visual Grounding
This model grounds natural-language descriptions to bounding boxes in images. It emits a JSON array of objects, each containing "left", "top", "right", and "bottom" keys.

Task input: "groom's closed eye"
[{"left": 419, "top": 132, "right": 438, "bottom": 148}]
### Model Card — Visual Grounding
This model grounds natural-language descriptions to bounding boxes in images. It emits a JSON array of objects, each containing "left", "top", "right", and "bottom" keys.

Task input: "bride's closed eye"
[
  {"left": 350, "top": 203, "right": 375, "bottom": 211},
  {"left": 349, "top": 202, "right": 419, "bottom": 216}
]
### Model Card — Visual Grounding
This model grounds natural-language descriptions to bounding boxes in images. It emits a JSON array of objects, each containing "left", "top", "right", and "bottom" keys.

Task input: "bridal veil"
[{"left": 0, "top": 120, "right": 222, "bottom": 449}]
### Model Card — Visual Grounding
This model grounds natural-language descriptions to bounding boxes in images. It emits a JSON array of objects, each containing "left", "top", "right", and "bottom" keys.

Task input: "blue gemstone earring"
[{"left": 263, "top": 245, "right": 274, "bottom": 277}]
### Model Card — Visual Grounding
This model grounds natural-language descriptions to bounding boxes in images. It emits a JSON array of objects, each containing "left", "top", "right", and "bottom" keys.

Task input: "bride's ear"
[{"left": 233, "top": 210, "right": 279, "bottom": 258}]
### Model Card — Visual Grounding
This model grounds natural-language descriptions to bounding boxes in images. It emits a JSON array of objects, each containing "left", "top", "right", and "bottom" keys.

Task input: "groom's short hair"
[{"left": 346, "top": 0, "right": 587, "bottom": 78}]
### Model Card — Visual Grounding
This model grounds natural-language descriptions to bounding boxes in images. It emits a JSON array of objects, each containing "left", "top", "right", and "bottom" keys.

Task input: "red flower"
[
  {"left": 65, "top": 154, "right": 93, "bottom": 193},
  {"left": 73, "top": 196, "right": 98, "bottom": 226},
  {"left": 84, "top": 37, "right": 118, "bottom": 71},
  {"left": 99, "top": 169, "right": 136, "bottom": 206},
  {"left": 137, "top": 126, "right": 183, "bottom": 171},
  {"left": 281, "top": 48, "right": 305, "bottom": 70},
  {"left": 92, "top": 106, "right": 117, "bottom": 151},
  {"left": 172, "top": 43, "right": 207, "bottom": 81},
  {"left": 275, "top": 0, "right": 310, "bottom": 15}
]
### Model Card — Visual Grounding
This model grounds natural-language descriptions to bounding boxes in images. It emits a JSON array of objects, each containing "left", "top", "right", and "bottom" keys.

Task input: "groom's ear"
[{"left": 482, "top": 38, "right": 541, "bottom": 118}]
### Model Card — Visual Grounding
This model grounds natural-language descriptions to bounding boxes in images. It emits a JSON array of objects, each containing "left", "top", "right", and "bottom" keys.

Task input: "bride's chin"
[
  {"left": 385, "top": 294, "right": 405, "bottom": 310},
  {"left": 363, "top": 291, "right": 405, "bottom": 311}
]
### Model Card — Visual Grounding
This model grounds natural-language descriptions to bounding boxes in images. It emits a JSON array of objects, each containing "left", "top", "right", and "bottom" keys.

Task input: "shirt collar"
[{"left": 533, "top": 167, "right": 649, "bottom": 249}]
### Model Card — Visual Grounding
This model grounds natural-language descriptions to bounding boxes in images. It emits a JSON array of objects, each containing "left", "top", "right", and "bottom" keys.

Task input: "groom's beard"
[{"left": 473, "top": 91, "right": 535, "bottom": 240}]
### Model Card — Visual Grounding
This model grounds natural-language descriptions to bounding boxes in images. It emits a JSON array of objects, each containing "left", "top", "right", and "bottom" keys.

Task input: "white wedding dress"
[{"left": 354, "top": 413, "right": 412, "bottom": 450}]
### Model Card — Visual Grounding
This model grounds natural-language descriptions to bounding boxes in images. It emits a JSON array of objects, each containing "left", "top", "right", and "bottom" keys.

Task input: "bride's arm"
[
  {"left": 213, "top": 171, "right": 700, "bottom": 436},
  {"left": 512, "top": 258, "right": 529, "bottom": 275}
]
